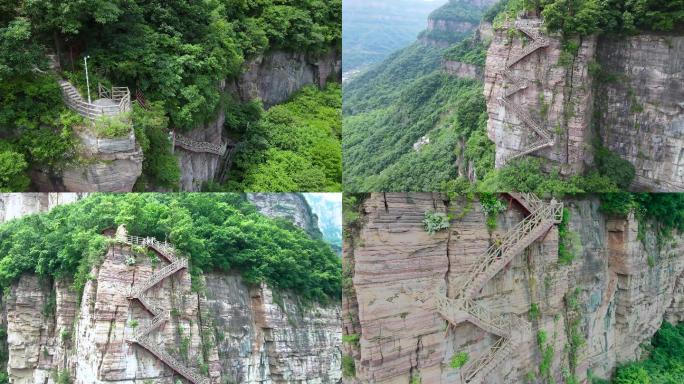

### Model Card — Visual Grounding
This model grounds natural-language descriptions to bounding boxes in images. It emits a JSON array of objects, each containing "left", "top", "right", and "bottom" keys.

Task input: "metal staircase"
[
  {"left": 430, "top": 194, "right": 562, "bottom": 383},
  {"left": 117, "top": 230, "right": 210, "bottom": 384},
  {"left": 499, "top": 19, "right": 555, "bottom": 165}
]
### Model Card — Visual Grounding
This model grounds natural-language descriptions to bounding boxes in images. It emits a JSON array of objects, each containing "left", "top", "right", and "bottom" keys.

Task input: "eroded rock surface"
[
  {"left": 344, "top": 193, "right": 684, "bottom": 383},
  {"left": 597, "top": 35, "right": 684, "bottom": 191},
  {"left": 5, "top": 243, "right": 341, "bottom": 383}
]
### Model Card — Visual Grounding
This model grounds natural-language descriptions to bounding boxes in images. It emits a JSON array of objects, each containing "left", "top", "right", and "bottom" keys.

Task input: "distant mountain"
[
  {"left": 342, "top": 0, "right": 447, "bottom": 78},
  {"left": 304, "top": 194, "right": 342, "bottom": 254}
]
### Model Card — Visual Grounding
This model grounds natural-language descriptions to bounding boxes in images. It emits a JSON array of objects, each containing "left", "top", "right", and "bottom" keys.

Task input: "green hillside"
[{"left": 343, "top": 41, "right": 492, "bottom": 192}]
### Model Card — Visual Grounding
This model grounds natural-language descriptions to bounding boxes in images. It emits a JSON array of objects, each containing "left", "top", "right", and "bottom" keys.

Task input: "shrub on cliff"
[
  {"left": 0, "top": 194, "right": 341, "bottom": 303},
  {"left": 0, "top": 141, "right": 29, "bottom": 192}
]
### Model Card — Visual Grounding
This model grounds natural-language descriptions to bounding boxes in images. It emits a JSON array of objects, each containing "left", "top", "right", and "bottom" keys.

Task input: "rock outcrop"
[
  {"left": 343, "top": 193, "right": 684, "bottom": 383},
  {"left": 176, "top": 110, "right": 225, "bottom": 192},
  {"left": 4, "top": 241, "right": 342, "bottom": 383},
  {"left": 229, "top": 48, "right": 342, "bottom": 109},
  {"left": 31, "top": 127, "right": 144, "bottom": 193},
  {"left": 247, "top": 193, "right": 323, "bottom": 239},
  {"left": 443, "top": 60, "right": 483, "bottom": 80},
  {"left": 596, "top": 34, "right": 684, "bottom": 191}
]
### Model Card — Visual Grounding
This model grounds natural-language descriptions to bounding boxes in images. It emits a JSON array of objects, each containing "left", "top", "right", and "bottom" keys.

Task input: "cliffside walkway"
[
  {"left": 117, "top": 229, "right": 210, "bottom": 384},
  {"left": 499, "top": 19, "right": 555, "bottom": 164},
  {"left": 172, "top": 131, "right": 227, "bottom": 156},
  {"left": 431, "top": 194, "right": 563, "bottom": 383},
  {"left": 58, "top": 79, "right": 131, "bottom": 121},
  {"left": 133, "top": 90, "right": 227, "bottom": 157}
]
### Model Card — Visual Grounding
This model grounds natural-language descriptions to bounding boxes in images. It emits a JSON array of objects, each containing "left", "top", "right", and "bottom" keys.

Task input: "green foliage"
[
  {"left": 537, "top": 329, "right": 548, "bottom": 346},
  {"left": 595, "top": 146, "right": 635, "bottom": 189},
  {"left": 131, "top": 103, "right": 180, "bottom": 190},
  {"left": 225, "top": 84, "right": 341, "bottom": 192},
  {"left": 443, "top": 37, "right": 488, "bottom": 66},
  {"left": 0, "top": 194, "right": 341, "bottom": 303},
  {"left": 480, "top": 158, "right": 621, "bottom": 195},
  {"left": 613, "top": 322, "right": 684, "bottom": 384},
  {"left": 614, "top": 365, "right": 652, "bottom": 384},
  {"left": 0, "top": 17, "right": 45, "bottom": 80},
  {"left": 558, "top": 208, "right": 580, "bottom": 265},
  {"left": 344, "top": 40, "right": 492, "bottom": 191},
  {"left": 599, "top": 193, "right": 684, "bottom": 239},
  {"left": 342, "top": 355, "right": 356, "bottom": 378},
  {"left": 429, "top": 0, "right": 486, "bottom": 22},
  {"left": 480, "top": 193, "right": 506, "bottom": 230},
  {"left": 410, "top": 373, "right": 422, "bottom": 384},
  {"left": 0, "top": 74, "right": 78, "bottom": 175},
  {"left": 450, "top": 351, "right": 469, "bottom": 369},
  {"left": 0, "top": 141, "right": 30, "bottom": 192},
  {"left": 530, "top": 303, "right": 541, "bottom": 320},
  {"left": 539, "top": 0, "right": 684, "bottom": 38},
  {"left": 539, "top": 342, "right": 554, "bottom": 379},
  {"left": 342, "top": 333, "right": 360, "bottom": 347},
  {"left": 92, "top": 114, "right": 131, "bottom": 139},
  {"left": 54, "top": 370, "right": 72, "bottom": 384},
  {"left": 2, "top": 0, "right": 340, "bottom": 131},
  {"left": 423, "top": 211, "right": 451, "bottom": 235},
  {"left": 128, "top": 320, "right": 139, "bottom": 328}
]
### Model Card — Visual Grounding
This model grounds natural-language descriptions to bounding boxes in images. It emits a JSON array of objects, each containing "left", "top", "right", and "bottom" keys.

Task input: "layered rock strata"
[
  {"left": 344, "top": 193, "right": 684, "bottom": 383},
  {"left": 596, "top": 34, "right": 684, "bottom": 191},
  {"left": 4, "top": 241, "right": 342, "bottom": 383}
]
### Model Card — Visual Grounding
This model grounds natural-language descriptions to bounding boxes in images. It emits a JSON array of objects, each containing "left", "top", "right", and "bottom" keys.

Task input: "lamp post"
[{"left": 84, "top": 55, "right": 91, "bottom": 104}]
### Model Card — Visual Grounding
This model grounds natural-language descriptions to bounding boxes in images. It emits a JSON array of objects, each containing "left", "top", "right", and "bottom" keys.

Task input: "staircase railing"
[
  {"left": 119, "top": 234, "right": 210, "bottom": 384},
  {"left": 174, "top": 132, "right": 227, "bottom": 156},
  {"left": 498, "top": 18, "right": 555, "bottom": 165},
  {"left": 456, "top": 200, "right": 562, "bottom": 298},
  {"left": 428, "top": 194, "right": 562, "bottom": 383},
  {"left": 59, "top": 79, "right": 131, "bottom": 121}
]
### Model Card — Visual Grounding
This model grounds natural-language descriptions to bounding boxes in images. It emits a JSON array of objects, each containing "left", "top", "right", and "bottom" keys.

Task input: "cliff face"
[
  {"left": 596, "top": 35, "right": 684, "bottom": 191},
  {"left": 247, "top": 193, "right": 323, "bottom": 240},
  {"left": 178, "top": 48, "right": 341, "bottom": 191},
  {"left": 343, "top": 193, "right": 684, "bottom": 383},
  {"left": 484, "top": 18, "right": 684, "bottom": 188},
  {"left": 5, "top": 244, "right": 342, "bottom": 384},
  {"left": 0, "top": 193, "right": 85, "bottom": 223},
  {"left": 421, "top": 19, "right": 478, "bottom": 47},
  {"left": 484, "top": 20, "right": 595, "bottom": 174}
]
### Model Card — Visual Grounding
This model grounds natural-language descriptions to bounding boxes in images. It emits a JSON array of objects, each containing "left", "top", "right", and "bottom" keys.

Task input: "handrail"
[
  {"left": 59, "top": 79, "right": 131, "bottom": 121},
  {"left": 174, "top": 132, "right": 227, "bottom": 156},
  {"left": 498, "top": 18, "right": 555, "bottom": 165},
  {"left": 426, "top": 194, "right": 562, "bottom": 383},
  {"left": 456, "top": 200, "right": 562, "bottom": 298},
  {"left": 119, "top": 232, "right": 209, "bottom": 384}
]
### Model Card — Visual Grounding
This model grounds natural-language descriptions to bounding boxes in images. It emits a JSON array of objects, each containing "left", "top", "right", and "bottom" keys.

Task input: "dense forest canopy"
[
  {"left": 343, "top": 42, "right": 493, "bottom": 192},
  {"left": 0, "top": 0, "right": 341, "bottom": 191},
  {"left": 0, "top": 193, "right": 341, "bottom": 303},
  {"left": 208, "top": 84, "right": 341, "bottom": 192}
]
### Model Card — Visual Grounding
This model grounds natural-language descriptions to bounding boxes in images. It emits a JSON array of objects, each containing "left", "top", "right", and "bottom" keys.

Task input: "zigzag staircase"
[
  {"left": 432, "top": 194, "right": 563, "bottom": 383},
  {"left": 499, "top": 19, "right": 554, "bottom": 165},
  {"left": 118, "top": 231, "right": 210, "bottom": 384}
]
